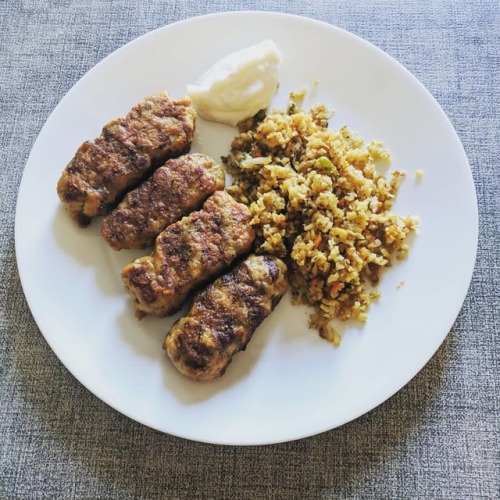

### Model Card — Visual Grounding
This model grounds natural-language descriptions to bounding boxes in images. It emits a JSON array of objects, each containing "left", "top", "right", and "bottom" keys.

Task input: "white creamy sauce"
[{"left": 187, "top": 40, "right": 282, "bottom": 126}]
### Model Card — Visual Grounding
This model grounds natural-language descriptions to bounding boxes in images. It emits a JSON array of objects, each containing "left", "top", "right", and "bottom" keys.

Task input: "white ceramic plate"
[{"left": 15, "top": 12, "right": 478, "bottom": 445}]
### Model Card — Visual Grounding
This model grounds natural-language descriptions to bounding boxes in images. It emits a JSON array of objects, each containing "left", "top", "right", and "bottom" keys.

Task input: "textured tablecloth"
[{"left": 1, "top": 1, "right": 498, "bottom": 499}]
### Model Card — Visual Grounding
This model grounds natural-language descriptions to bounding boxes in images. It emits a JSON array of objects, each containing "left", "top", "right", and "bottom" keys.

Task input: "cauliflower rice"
[{"left": 225, "top": 96, "right": 418, "bottom": 344}]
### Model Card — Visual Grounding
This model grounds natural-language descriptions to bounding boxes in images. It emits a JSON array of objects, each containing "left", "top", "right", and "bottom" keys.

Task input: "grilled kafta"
[
  {"left": 164, "top": 254, "right": 288, "bottom": 381},
  {"left": 101, "top": 154, "right": 225, "bottom": 250},
  {"left": 57, "top": 92, "right": 196, "bottom": 226},
  {"left": 121, "top": 190, "right": 255, "bottom": 319}
]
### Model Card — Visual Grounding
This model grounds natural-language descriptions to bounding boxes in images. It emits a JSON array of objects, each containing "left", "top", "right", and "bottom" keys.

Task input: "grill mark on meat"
[
  {"left": 121, "top": 191, "right": 255, "bottom": 319},
  {"left": 126, "top": 266, "right": 157, "bottom": 305},
  {"left": 57, "top": 92, "right": 196, "bottom": 227},
  {"left": 102, "top": 153, "right": 225, "bottom": 250},
  {"left": 163, "top": 254, "right": 288, "bottom": 381}
]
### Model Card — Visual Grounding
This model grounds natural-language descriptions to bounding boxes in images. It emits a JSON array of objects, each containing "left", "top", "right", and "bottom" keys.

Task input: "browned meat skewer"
[
  {"left": 164, "top": 254, "right": 288, "bottom": 381},
  {"left": 101, "top": 153, "right": 225, "bottom": 250},
  {"left": 57, "top": 92, "right": 196, "bottom": 227},
  {"left": 121, "top": 190, "right": 255, "bottom": 319}
]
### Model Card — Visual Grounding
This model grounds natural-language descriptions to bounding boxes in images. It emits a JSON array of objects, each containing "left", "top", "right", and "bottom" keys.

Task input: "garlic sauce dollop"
[{"left": 187, "top": 40, "right": 282, "bottom": 126}]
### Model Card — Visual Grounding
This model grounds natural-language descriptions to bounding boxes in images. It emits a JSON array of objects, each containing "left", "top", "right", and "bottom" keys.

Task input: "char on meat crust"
[
  {"left": 101, "top": 153, "right": 225, "bottom": 250},
  {"left": 121, "top": 190, "right": 255, "bottom": 319},
  {"left": 164, "top": 254, "right": 288, "bottom": 381},
  {"left": 57, "top": 92, "right": 196, "bottom": 227}
]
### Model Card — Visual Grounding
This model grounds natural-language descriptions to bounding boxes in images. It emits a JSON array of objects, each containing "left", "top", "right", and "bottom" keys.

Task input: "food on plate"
[
  {"left": 164, "top": 254, "right": 288, "bottom": 381},
  {"left": 101, "top": 153, "right": 225, "bottom": 250},
  {"left": 187, "top": 40, "right": 281, "bottom": 126},
  {"left": 121, "top": 190, "right": 255, "bottom": 319},
  {"left": 225, "top": 97, "right": 418, "bottom": 343},
  {"left": 57, "top": 92, "right": 196, "bottom": 226}
]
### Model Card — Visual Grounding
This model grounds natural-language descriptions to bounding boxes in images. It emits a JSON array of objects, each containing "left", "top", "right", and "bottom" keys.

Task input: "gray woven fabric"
[{"left": 1, "top": 1, "right": 499, "bottom": 498}]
